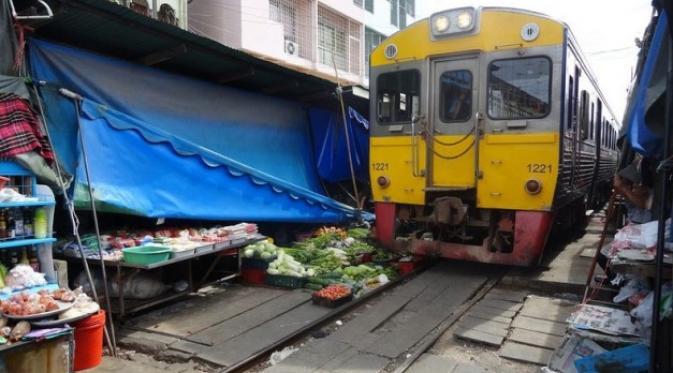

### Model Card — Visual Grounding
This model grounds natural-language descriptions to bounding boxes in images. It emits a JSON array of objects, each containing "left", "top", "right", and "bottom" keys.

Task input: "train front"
[{"left": 369, "top": 7, "right": 564, "bottom": 266}]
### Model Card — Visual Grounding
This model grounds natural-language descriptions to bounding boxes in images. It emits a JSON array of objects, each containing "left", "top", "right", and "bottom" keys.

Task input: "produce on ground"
[
  {"left": 269, "top": 226, "right": 399, "bottom": 294},
  {"left": 313, "top": 284, "right": 351, "bottom": 301},
  {"left": 267, "top": 250, "right": 315, "bottom": 278}
]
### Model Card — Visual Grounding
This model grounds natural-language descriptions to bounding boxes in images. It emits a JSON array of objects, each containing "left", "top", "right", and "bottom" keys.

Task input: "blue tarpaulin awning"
[
  {"left": 29, "top": 39, "right": 367, "bottom": 222},
  {"left": 625, "top": 12, "right": 669, "bottom": 157}
]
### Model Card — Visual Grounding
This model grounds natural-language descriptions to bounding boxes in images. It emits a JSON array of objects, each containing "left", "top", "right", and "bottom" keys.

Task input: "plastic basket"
[
  {"left": 242, "top": 257, "right": 275, "bottom": 270},
  {"left": 265, "top": 274, "right": 306, "bottom": 289},
  {"left": 312, "top": 292, "right": 353, "bottom": 308},
  {"left": 241, "top": 268, "right": 266, "bottom": 285},
  {"left": 122, "top": 245, "right": 172, "bottom": 265}
]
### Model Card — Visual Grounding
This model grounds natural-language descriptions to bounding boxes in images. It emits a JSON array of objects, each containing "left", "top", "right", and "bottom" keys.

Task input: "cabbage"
[{"left": 244, "top": 249, "right": 255, "bottom": 258}]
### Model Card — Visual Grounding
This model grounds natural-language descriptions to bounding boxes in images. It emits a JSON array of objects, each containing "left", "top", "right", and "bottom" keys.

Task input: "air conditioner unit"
[{"left": 284, "top": 40, "right": 299, "bottom": 56}]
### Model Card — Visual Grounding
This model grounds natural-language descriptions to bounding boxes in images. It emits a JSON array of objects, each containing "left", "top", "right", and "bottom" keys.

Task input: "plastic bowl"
[{"left": 122, "top": 245, "right": 172, "bottom": 265}]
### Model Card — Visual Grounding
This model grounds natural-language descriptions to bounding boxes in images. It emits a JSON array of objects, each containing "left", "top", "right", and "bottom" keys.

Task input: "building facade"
[{"left": 188, "top": 0, "right": 418, "bottom": 86}]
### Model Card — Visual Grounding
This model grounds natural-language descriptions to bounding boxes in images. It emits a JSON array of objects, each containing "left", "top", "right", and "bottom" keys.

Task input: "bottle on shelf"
[
  {"left": 33, "top": 208, "right": 47, "bottom": 239},
  {"left": 23, "top": 209, "right": 33, "bottom": 237},
  {"left": 29, "top": 248, "right": 40, "bottom": 272},
  {"left": 7, "top": 210, "right": 15, "bottom": 239},
  {"left": 9, "top": 251, "right": 18, "bottom": 268},
  {"left": 13, "top": 209, "right": 24, "bottom": 237},
  {"left": 19, "top": 249, "right": 29, "bottom": 265},
  {"left": 0, "top": 209, "right": 6, "bottom": 239}
]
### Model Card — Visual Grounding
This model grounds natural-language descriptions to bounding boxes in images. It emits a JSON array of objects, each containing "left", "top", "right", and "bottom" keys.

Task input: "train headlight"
[
  {"left": 433, "top": 16, "right": 450, "bottom": 33},
  {"left": 524, "top": 179, "right": 542, "bottom": 195},
  {"left": 377, "top": 176, "right": 391, "bottom": 188},
  {"left": 456, "top": 11, "right": 473, "bottom": 29},
  {"left": 430, "top": 7, "right": 477, "bottom": 38}
]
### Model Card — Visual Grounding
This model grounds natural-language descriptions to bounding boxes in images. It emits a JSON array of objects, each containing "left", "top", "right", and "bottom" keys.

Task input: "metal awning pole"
[
  {"left": 59, "top": 89, "right": 118, "bottom": 357},
  {"left": 31, "top": 83, "right": 116, "bottom": 356},
  {"left": 331, "top": 57, "right": 361, "bottom": 209}
]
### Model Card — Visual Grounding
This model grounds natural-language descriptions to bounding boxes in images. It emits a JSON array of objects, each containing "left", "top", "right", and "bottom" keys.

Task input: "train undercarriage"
[{"left": 374, "top": 196, "right": 570, "bottom": 267}]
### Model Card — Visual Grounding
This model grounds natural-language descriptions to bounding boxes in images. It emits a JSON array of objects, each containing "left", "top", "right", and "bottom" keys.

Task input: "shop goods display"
[
  {"left": 56, "top": 223, "right": 260, "bottom": 263},
  {"left": 257, "top": 227, "right": 398, "bottom": 296}
]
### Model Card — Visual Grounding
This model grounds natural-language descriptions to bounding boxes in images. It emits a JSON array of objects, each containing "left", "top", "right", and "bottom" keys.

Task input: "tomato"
[{"left": 315, "top": 285, "right": 350, "bottom": 300}]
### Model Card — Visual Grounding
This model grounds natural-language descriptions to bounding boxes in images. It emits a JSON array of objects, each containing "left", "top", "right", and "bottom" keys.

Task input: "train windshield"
[
  {"left": 376, "top": 70, "right": 421, "bottom": 124},
  {"left": 487, "top": 56, "right": 551, "bottom": 120}
]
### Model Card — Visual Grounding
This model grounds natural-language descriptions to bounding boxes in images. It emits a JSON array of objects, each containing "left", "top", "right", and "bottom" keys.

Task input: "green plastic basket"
[
  {"left": 265, "top": 274, "right": 307, "bottom": 289},
  {"left": 122, "top": 245, "right": 172, "bottom": 265}
]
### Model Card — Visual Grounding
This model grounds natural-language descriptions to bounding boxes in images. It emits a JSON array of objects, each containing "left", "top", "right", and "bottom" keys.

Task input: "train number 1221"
[
  {"left": 527, "top": 163, "right": 552, "bottom": 173},
  {"left": 372, "top": 162, "right": 390, "bottom": 171}
]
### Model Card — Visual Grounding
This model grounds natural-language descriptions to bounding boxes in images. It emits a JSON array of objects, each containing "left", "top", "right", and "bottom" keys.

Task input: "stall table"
[{"left": 66, "top": 235, "right": 266, "bottom": 318}]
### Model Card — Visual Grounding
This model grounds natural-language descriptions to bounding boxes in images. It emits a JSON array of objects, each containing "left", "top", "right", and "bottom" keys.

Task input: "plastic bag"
[
  {"left": 75, "top": 269, "right": 169, "bottom": 299},
  {"left": 614, "top": 277, "right": 649, "bottom": 303},
  {"left": 4, "top": 265, "right": 47, "bottom": 289},
  {"left": 631, "top": 283, "right": 673, "bottom": 328}
]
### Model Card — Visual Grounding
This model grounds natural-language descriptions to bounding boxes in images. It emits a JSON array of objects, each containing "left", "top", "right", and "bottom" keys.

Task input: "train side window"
[
  {"left": 376, "top": 69, "right": 421, "bottom": 124},
  {"left": 487, "top": 56, "right": 551, "bottom": 120},
  {"left": 579, "top": 90, "right": 589, "bottom": 140},
  {"left": 439, "top": 70, "right": 473, "bottom": 123},
  {"left": 567, "top": 76, "right": 574, "bottom": 130},
  {"left": 595, "top": 100, "right": 602, "bottom": 144},
  {"left": 589, "top": 102, "right": 594, "bottom": 141}
]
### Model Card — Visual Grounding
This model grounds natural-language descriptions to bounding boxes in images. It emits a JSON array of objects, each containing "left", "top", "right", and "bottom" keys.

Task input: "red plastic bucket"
[
  {"left": 399, "top": 261, "right": 415, "bottom": 276},
  {"left": 242, "top": 268, "right": 266, "bottom": 285},
  {"left": 73, "top": 310, "right": 106, "bottom": 371}
]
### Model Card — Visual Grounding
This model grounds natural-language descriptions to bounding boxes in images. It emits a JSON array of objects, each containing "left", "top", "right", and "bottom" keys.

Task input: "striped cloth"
[{"left": 0, "top": 93, "right": 53, "bottom": 162}]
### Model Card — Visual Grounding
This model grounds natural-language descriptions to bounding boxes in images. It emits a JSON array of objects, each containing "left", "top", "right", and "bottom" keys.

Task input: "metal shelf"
[
  {"left": 0, "top": 237, "right": 56, "bottom": 249},
  {"left": 0, "top": 199, "right": 55, "bottom": 208}
]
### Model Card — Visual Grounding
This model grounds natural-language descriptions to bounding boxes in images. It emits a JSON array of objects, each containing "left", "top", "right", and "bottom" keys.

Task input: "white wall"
[
  {"left": 188, "top": 0, "right": 242, "bottom": 48},
  {"left": 363, "top": 0, "right": 397, "bottom": 36},
  {"left": 240, "top": 0, "right": 286, "bottom": 58}
]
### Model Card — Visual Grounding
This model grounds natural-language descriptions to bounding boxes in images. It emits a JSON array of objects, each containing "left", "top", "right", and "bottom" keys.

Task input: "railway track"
[{"left": 240, "top": 261, "right": 505, "bottom": 373}]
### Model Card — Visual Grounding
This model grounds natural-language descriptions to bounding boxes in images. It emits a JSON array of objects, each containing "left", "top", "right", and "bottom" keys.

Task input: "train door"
[{"left": 427, "top": 57, "right": 480, "bottom": 189}]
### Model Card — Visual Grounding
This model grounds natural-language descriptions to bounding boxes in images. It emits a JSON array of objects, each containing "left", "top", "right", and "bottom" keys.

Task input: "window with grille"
[
  {"left": 406, "top": 0, "right": 414, "bottom": 17},
  {"left": 365, "top": 0, "right": 373, "bottom": 12},
  {"left": 318, "top": 6, "right": 362, "bottom": 75},
  {"left": 269, "top": 0, "right": 313, "bottom": 60}
]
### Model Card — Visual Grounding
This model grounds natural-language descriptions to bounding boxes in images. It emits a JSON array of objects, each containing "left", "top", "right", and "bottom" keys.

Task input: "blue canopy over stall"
[
  {"left": 624, "top": 12, "right": 669, "bottom": 157},
  {"left": 29, "top": 39, "right": 366, "bottom": 223}
]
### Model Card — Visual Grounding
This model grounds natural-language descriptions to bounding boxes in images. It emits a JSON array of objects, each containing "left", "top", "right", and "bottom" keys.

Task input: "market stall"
[
  {"left": 55, "top": 224, "right": 266, "bottom": 317},
  {"left": 547, "top": 4, "right": 673, "bottom": 371}
]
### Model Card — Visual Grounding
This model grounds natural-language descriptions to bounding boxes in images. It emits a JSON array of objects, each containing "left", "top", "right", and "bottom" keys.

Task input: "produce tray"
[
  {"left": 242, "top": 257, "right": 275, "bottom": 269},
  {"left": 123, "top": 245, "right": 172, "bottom": 265},
  {"left": 213, "top": 240, "right": 231, "bottom": 250},
  {"left": 265, "top": 274, "right": 306, "bottom": 289},
  {"left": 195, "top": 243, "right": 215, "bottom": 254},
  {"left": 171, "top": 249, "right": 195, "bottom": 259},
  {"left": 312, "top": 293, "right": 353, "bottom": 308},
  {"left": 3, "top": 301, "right": 73, "bottom": 320}
]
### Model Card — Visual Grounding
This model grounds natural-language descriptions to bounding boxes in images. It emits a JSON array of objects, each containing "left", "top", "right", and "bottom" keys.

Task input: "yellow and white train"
[{"left": 369, "top": 7, "right": 619, "bottom": 266}]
